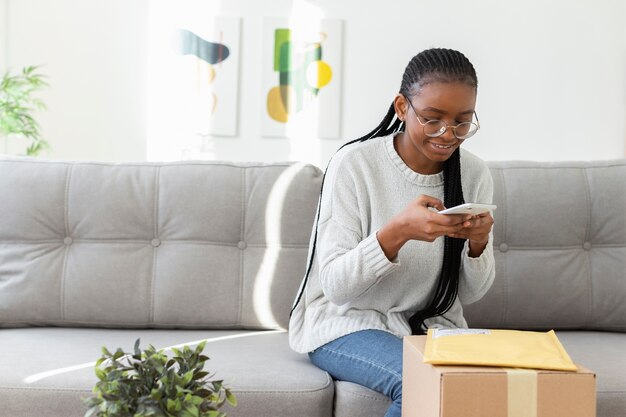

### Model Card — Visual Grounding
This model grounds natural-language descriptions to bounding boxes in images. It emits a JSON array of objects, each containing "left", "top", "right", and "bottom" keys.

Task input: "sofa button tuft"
[
  {"left": 583, "top": 241, "right": 592, "bottom": 251},
  {"left": 63, "top": 237, "right": 73, "bottom": 245},
  {"left": 151, "top": 238, "right": 161, "bottom": 247},
  {"left": 238, "top": 241, "right": 247, "bottom": 250},
  {"left": 499, "top": 243, "right": 509, "bottom": 253}
]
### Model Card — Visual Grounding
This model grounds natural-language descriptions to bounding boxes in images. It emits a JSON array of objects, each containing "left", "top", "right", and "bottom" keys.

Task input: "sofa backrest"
[
  {"left": 3, "top": 157, "right": 624, "bottom": 332},
  {"left": 0, "top": 159, "right": 322, "bottom": 330},
  {"left": 465, "top": 160, "right": 626, "bottom": 332}
]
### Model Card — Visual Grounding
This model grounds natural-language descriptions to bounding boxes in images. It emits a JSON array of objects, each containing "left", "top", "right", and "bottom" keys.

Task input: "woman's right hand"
[{"left": 376, "top": 195, "right": 470, "bottom": 260}]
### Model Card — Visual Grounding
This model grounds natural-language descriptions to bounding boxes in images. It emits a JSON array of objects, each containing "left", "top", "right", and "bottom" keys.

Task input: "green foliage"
[
  {"left": 84, "top": 339, "right": 237, "bottom": 417},
  {"left": 0, "top": 65, "right": 50, "bottom": 156}
]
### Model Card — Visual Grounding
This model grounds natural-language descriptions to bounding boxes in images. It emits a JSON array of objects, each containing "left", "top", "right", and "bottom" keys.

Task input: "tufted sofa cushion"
[
  {"left": 465, "top": 160, "right": 626, "bottom": 331},
  {"left": 0, "top": 159, "right": 322, "bottom": 330}
]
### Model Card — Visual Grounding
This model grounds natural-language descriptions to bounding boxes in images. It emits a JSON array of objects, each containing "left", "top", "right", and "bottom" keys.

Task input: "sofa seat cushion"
[
  {"left": 0, "top": 328, "right": 332, "bottom": 417},
  {"left": 333, "top": 381, "right": 391, "bottom": 417},
  {"left": 557, "top": 331, "right": 626, "bottom": 417}
]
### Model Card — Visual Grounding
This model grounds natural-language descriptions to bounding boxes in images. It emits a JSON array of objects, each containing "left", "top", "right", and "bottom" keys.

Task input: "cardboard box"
[{"left": 402, "top": 336, "right": 596, "bottom": 417}]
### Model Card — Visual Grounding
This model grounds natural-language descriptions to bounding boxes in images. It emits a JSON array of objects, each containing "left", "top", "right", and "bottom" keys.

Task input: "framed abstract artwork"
[
  {"left": 147, "top": 3, "right": 240, "bottom": 160},
  {"left": 261, "top": 18, "right": 343, "bottom": 139},
  {"left": 171, "top": 18, "right": 241, "bottom": 137}
]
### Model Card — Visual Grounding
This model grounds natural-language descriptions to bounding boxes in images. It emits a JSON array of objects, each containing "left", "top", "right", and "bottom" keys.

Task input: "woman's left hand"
[{"left": 447, "top": 212, "right": 494, "bottom": 257}]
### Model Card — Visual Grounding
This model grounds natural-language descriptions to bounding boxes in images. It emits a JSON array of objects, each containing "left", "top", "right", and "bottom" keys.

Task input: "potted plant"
[
  {"left": 0, "top": 65, "right": 50, "bottom": 156},
  {"left": 84, "top": 339, "right": 237, "bottom": 417}
]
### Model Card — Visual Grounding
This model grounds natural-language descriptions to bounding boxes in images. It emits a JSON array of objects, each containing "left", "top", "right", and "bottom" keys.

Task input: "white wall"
[
  {"left": 3, "top": 0, "right": 149, "bottom": 160},
  {"left": 2, "top": 0, "right": 625, "bottom": 167},
  {"left": 0, "top": 0, "right": 6, "bottom": 70},
  {"left": 0, "top": 0, "right": 8, "bottom": 154}
]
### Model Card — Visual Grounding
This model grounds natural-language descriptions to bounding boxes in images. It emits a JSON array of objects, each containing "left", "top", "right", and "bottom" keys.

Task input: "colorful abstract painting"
[
  {"left": 261, "top": 18, "right": 343, "bottom": 139},
  {"left": 172, "top": 28, "right": 232, "bottom": 119},
  {"left": 147, "top": 3, "right": 240, "bottom": 160}
]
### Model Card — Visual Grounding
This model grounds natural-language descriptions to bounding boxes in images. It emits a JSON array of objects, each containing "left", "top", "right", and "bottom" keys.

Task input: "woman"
[{"left": 289, "top": 48, "right": 496, "bottom": 417}]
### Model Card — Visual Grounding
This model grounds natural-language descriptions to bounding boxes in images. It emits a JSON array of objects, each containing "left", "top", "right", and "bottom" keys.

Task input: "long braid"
[
  {"left": 291, "top": 49, "right": 477, "bottom": 329},
  {"left": 408, "top": 148, "right": 465, "bottom": 334}
]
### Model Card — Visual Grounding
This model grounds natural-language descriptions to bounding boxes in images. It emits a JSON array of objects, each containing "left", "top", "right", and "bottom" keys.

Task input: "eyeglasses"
[{"left": 405, "top": 97, "right": 480, "bottom": 140}]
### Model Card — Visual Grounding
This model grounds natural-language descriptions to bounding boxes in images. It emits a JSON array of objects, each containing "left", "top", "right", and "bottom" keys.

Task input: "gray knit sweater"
[{"left": 289, "top": 134, "right": 496, "bottom": 354}]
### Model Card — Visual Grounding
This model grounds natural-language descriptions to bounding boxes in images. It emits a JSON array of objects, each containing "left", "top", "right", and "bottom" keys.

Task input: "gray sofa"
[{"left": 0, "top": 157, "right": 624, "bottom": 417}]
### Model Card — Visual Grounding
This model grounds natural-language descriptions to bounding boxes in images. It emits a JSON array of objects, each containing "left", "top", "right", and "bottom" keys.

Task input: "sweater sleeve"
[
  {"left": 315, "top": 153, "right": 399, "bottom": 306},
  {"left": 458, "top": 162, "right": 496, "bottom": 305}
]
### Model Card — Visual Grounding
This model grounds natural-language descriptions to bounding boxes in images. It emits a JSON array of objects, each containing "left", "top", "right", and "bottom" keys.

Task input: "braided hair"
[{"left": 291, "top": 48, "right": 478, "bottom": 335}]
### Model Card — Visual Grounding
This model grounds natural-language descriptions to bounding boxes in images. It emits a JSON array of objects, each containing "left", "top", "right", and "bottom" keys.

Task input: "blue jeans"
[{"left": 308, "top": 329, "right": 402, "bottom": 417}]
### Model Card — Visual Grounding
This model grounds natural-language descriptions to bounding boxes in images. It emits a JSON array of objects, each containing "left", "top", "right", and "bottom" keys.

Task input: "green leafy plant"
[
  {"left": 84, "top": 339, "right": 237, "bottom": 417},
  {"left": 0, "top": 65, "right": 50, "bottom": 156}
]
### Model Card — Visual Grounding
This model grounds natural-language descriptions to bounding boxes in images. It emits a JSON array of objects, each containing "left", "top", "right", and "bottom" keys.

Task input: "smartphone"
[{"left": 437, "top": 203, "right": 497, "bottom": 215}]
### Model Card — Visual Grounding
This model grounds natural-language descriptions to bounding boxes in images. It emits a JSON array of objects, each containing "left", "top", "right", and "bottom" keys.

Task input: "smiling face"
[{"left": 393, "top": 81, "right": 477, "bottom": 175}]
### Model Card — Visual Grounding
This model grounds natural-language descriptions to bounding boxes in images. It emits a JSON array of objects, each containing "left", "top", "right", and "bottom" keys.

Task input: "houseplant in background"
[
  {"left": 84, "top": 339, "right": 237, "bottom": 417},
  {"left": 0, "top": 65, "right": 50, "bottom": 156}
]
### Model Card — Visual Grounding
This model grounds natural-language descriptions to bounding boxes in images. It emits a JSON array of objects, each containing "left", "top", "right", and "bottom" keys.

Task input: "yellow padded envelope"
[{"left": 423, "top": 328, "right": 577, "bottom": 371}]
